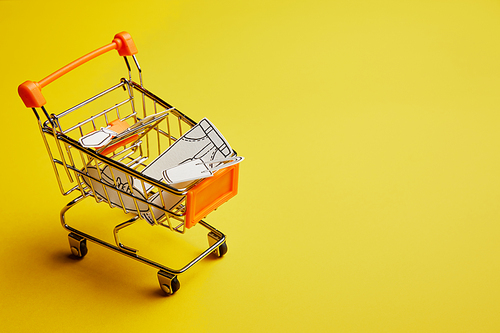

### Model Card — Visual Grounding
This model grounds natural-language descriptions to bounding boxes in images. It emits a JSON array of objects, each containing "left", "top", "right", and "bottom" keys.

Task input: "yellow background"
[{"left": 1, "top": 0, "right": 500, "bottom": 331}]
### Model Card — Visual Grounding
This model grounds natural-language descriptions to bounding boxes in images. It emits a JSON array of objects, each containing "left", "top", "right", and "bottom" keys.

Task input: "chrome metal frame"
[
  {"left": 31, "top": 55, "right": 231, "bottom": 295},
  {"left": 61, "top": 195, "right": 226, "bottom": 276}
]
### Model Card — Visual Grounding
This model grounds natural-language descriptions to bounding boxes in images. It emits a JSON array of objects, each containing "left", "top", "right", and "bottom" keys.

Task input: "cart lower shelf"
[{"left": 61, "top": 195, "right": 227, "bottom": 295}]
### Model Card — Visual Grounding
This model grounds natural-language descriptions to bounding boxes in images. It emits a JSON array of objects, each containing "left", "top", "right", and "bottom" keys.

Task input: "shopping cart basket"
[{"left": 18, "top": 32, "right": 241, "bottom": 295}]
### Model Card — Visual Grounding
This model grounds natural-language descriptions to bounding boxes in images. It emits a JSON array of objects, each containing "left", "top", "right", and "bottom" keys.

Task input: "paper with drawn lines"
[
  {"left": 82, "top": 118, "right": 235, "bottom": 225},
  {"left": 140, "top": 117, "right": 233, "bottom": 188},
  {"left": 137, "top": 118, "right": 234, "bottom": 224}
]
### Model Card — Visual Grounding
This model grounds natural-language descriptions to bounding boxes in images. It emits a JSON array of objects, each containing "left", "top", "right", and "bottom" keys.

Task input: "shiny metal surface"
[{"left": 31, "top": 54, "right": 231, "bottom": 293}]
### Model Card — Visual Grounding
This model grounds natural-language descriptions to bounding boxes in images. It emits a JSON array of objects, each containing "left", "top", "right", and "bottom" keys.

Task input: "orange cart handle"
[{"left": 18, "top": 31, "right": 138, "bottom": 108}]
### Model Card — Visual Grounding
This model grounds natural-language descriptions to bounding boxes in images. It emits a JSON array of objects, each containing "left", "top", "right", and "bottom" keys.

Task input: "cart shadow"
[
  {"left": 6, "top": 228, "right": 219, "bottom": 302},
  {"left": 48, "top": 247, "right": 209, "bottom": 299},
  {"left": 48, "top": 249, "right": 173, "bottom": 300}
]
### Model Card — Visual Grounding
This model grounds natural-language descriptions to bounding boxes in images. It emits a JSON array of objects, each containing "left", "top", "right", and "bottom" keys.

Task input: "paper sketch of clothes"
[
  {"left": 82, "top": 118, "right": 235, "bottom": 225},
  {"left": 82, "top": 165, "right": 150, "bottom": 213},
  {"left": 140, "top": 118, "right": 233, "bottom": 183},
  {"left": 138, "top": 118, "right": 235, "bottom": 223}
]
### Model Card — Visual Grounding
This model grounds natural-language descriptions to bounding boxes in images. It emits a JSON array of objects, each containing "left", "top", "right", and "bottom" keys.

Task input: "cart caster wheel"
[
  {"left": 216, "top": 242, "right": 228, "bottom": 257},
  {"left": 68, "top": 233, "right": 88, "bottom": 258},
  {"left": 208, "top": 232, "right": 227, "bottom": 258},
  {"left": 158, "top": 271, "right": 180, "bottom": 295}
]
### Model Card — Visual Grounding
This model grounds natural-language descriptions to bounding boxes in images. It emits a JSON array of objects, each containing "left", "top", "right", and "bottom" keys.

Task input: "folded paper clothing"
[
  {"left": 83, "top": 118, "right": 242, "bottom": 225},
  {"left": 162, "top": 156, "right": 244, "bottom": 185}
]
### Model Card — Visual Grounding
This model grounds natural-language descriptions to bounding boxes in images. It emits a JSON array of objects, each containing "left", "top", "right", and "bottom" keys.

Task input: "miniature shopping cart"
[{"left": 18, "top": 32, "right": 240, "bottom": 295}]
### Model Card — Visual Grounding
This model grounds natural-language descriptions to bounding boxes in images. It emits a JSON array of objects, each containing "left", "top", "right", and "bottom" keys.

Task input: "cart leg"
[
  {"left": 113, "top": 216, "right": 139, "bottom": 254},
  {"left": 157, "top": 270, "right": 180, "bottom": 295},
  {"left": 68, "top": 233, "right": 88, "bottom": 258},
  {"left": 208, "top": 231, "right": 228, "bottom": 257}
]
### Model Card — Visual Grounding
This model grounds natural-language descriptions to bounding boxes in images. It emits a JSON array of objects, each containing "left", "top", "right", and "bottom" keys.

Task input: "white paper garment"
[
  {"left": 162, "top": 156, "right": 244, "bottom": 185},
  {"left": 140, "top": 118, "right": 233, "bottom": 183},
  {"left": 82, "top": 118, "right": 236, "bottom": 226},
  {"left": 79, "top": 128, "right": 117, "bottom": 148},
  {"left": 137, "top": 118, "right": 235, "bottom": 224},
  {"left": 82, "top": 165, "right": 149, "bottom": 213}
]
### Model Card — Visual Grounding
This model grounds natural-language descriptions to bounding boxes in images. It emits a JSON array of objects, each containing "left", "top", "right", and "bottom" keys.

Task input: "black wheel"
[
  {"left": 216, "top": 242, "right": 228, "bottom": 257},
  {"left": 79, "top": 239, "right": 88, "bottom": 258},
  {"left": 158, "top": 271, "right": 180, "bottom": 295},
  {"left": 68, "top": 233, "right": 88, "bottom": 258},
  {"left": 170, "top": 276, "right": 181, "bottom": 294}
]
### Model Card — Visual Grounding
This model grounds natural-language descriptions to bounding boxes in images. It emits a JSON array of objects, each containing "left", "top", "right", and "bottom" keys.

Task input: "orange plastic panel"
[
  {"left": 185, "top": 163, "right": 240, "bottom": 228},
  {"left": 99, "top": 119, "right": 138, "bottom": 155},
  {"left": 100, "top": 135, "right": 138, "bottom": 155},
  {"left": 108, "top": 118, "right": 130, "bottom": 132}
]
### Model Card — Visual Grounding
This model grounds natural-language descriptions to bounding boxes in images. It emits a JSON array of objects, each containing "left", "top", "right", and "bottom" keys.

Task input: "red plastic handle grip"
[{"left": 18, "top": 32, "right": 138, "bottom": 108}]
